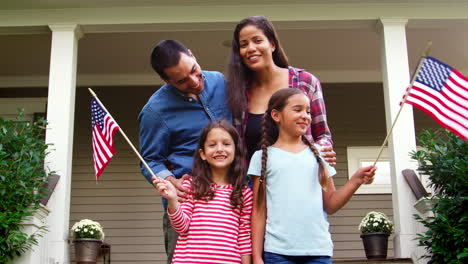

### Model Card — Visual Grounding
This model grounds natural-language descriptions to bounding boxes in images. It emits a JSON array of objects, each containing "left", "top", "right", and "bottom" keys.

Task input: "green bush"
[
  {"left": 0, "top": 111, "right": 51, "bottom": 263},
  {"left": 411, "top": 129, "right": 468, "bottom": 264}
]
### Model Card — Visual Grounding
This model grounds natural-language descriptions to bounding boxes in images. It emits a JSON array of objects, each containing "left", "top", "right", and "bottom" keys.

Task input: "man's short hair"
[{"left": 150, "top": 40, "right": 190, "bottom": 81}]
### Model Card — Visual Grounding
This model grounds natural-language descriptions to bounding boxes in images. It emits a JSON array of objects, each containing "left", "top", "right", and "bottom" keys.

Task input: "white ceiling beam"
[
  {"left": 1, "top": 67, "right": 466, "bottom": 87},
  {"left": 0, "top": 3, "right": 467, "bottom": 33},
  {"left": 0, "top": 70, "right": 383, "bottom": 87}
]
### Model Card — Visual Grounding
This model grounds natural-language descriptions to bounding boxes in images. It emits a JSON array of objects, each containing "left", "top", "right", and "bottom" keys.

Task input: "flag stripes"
[
  {"left": 91, "top": 98, "right": 120, "bottom": 180},
  {"left": 403, "top": 56, "right": 468, "bottom": 140}
]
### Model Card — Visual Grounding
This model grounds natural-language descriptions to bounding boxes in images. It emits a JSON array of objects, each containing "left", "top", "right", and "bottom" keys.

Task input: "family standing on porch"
[{"left": 139, "top": 16, "right": 376, "bottom": 264}]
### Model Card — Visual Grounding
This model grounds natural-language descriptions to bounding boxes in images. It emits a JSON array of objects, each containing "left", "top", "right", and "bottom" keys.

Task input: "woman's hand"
[{"left": 318, "top": 141, "right": 337, "bottom": 167}]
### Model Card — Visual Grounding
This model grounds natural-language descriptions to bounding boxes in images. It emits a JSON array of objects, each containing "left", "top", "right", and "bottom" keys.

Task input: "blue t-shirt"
[{"left": 247, "top": 146, "right": 337, "bottom": 256}]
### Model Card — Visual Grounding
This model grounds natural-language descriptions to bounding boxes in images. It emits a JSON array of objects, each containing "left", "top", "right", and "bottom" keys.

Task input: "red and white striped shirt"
[{"left": 168, "top": 178, "right": 253, "bottom": 264}]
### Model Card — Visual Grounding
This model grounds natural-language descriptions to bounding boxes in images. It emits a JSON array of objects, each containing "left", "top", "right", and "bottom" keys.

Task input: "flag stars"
[
  {"left": 91, "top": 100, "right": 106, "bottom": 129},
  {"left": 418, "top": 58, "right": 451, "bottom": 92}
]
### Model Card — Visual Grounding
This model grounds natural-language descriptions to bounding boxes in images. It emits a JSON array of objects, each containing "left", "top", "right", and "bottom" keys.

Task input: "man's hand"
[{"left": 164, "top": 174, "right": 190, "bottom": 202}]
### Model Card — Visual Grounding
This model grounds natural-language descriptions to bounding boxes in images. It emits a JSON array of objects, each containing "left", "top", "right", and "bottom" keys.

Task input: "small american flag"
[
  {"left": 91, "top": 98, "right": 120, "bottom": 180},
  {"left": 403, "top": 56, "right": 468, "bottom": 140}
]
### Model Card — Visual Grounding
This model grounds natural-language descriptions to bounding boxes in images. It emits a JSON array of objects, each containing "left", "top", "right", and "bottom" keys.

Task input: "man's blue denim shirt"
[{"left": 138, "top": 71, "right": 232, "bottom": 185}]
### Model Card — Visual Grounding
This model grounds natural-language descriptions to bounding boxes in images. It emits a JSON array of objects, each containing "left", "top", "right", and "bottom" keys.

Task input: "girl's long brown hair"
[
  {"left": 192, "top": 120, "right": 247, "bottom": 208},
  {"left": 226, "top": 16, "right": 289, "bottom": 119},
  {"left": 256, "top": 89, "right": 329, "bottom": 207}
]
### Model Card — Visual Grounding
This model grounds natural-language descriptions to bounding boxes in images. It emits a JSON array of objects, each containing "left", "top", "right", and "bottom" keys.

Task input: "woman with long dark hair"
[{"left": 226, "top": 16, "right": 336, "bottom": 163}]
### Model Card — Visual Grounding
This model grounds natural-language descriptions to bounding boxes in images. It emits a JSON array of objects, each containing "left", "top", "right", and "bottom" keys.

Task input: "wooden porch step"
[{"left": 334, "top": 258, "right": 413, "bottom": 264}]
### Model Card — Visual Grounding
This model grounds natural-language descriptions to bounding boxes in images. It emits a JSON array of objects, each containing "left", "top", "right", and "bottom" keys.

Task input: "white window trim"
[{"left": 347, "top": 146, "right": 391, "bottom": 194}]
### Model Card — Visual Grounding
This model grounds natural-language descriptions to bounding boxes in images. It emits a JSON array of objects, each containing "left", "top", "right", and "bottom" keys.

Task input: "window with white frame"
[{"left": 347, "top": 146, "right": 391, "bottom": 194}]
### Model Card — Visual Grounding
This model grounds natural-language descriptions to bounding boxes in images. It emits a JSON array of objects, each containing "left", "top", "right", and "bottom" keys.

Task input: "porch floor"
[{"left": 334, "top": 258, "right": 413, "bottom": 264}]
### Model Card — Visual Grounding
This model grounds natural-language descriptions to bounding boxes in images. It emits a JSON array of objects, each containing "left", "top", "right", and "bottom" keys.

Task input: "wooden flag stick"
[
  {"left": 88, "top": 88, "right": 159, "bottom": 182},
  {"left": 373, "top": 42, "right": 433, "bottom": 166}
]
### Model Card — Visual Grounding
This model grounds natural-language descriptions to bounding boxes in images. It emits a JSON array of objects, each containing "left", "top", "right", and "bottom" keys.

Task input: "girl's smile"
[
  {"left": 296, "top": 121, "right": 309, "bottom": 130},
  {"left": 272, "top": 93, "right": 312, "bottom": 137},
  {"left": 199, "top": 128, "right": 235, "bottom": 171}
]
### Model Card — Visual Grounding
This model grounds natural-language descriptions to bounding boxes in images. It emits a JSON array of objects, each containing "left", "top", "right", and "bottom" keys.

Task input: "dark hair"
[
  {"left": 256, "top": 88, "right": 329, "bottom": 207},
  {"left": 150, "top": 40, "right": 190, "bottom": 81},
  {"left": 192, "top": 120, "right": 247, "bottom": 208},
  {"left": 226, "top": 16, "right": 289, "bottom": 119}
]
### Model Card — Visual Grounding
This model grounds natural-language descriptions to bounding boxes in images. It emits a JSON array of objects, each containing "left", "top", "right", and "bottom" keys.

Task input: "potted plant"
[
  {"left": 359, "top": 211, "right": 394, "bottom": 259},
  {"left": 71, "top": 219, "right": 105, "bottom": 264}
]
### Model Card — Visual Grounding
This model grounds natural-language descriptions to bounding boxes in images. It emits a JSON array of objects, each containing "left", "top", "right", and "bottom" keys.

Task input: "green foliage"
[
  {"left": 0, "top": 110, "right": 51, "bottom": 263},
  {"left": 411, "top": 129, "right": 468, "bottom": 264}
]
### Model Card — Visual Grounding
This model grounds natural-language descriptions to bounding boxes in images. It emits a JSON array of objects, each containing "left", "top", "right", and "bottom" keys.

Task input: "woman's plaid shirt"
[{"left": 235, "top": 66, "right": 333, "bottom": 147}]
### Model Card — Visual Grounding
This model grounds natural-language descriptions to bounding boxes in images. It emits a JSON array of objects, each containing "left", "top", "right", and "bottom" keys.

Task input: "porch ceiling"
[
  {"left": 0, "top": 1, "right": 467, "bottom": 86},
  {"left": 1, "top": 0, "right": 465, "bottom": 10},
  {"left": 1, "top": 19, "right": 467, "bottom": 86}
]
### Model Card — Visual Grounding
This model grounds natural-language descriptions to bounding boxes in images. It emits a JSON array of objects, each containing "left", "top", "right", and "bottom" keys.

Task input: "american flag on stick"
[
  {"left": 89, "top": 88, "right": 159, "bottom": 183},
  {"left": 402, "top": 56, "right": 468, "bottom": 140},
  {"left": 91, "top": 97, "right": 120, "bottom": 181},
  {"left": 373, "top": 43, "right": 467, "bottom": 165}
]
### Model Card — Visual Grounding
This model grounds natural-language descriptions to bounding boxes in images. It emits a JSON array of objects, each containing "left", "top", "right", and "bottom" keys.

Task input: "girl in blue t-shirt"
[{"left": 248, "top": 88, "right": 376, "bottom": 264}]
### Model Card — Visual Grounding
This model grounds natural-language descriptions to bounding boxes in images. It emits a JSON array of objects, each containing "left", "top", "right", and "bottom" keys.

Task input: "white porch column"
[
  {"left": 44, "top": 24, "right": 82, "bottom": 264},
  {"left": 379, "top": 18, "right": 419, "bottom": 260}
]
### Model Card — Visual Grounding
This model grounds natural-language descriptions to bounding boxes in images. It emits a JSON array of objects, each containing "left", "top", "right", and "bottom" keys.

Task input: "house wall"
[
  {"left": 324, "top": 83, "right": 438, "bottom": 259},
  {"left": 70, "top": 86, "right": 162, "bottom": 263},
  {"left": 0, "top": 3, "right": 464, "bottom": 263},
  {"left": 68, "top": 83, "right": 439, "bottom": 263},
  {"left": 325, "top": 83, "right": 392, "bottom": 259}
]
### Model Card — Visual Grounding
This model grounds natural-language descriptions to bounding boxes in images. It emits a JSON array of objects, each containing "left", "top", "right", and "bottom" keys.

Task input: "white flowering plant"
[
  {"left": 359, "top": 211, "right": 394, "bottom": 234},
  {"left": 71, "top": 219, "right": 105, "bottom": 240}
]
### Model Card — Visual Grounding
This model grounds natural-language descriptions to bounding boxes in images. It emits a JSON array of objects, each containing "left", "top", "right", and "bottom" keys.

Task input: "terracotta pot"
[
  {"left": 360, "top": 232, "right": 390, "bottom": 260},
  {"left": 73, "top": 238, "right": 102, "bottom": 264}
]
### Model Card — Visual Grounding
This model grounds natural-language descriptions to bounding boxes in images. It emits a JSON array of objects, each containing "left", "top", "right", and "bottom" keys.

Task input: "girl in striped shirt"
[{"left": 153, "top": 120, "right": 253, "bottom": 264}]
